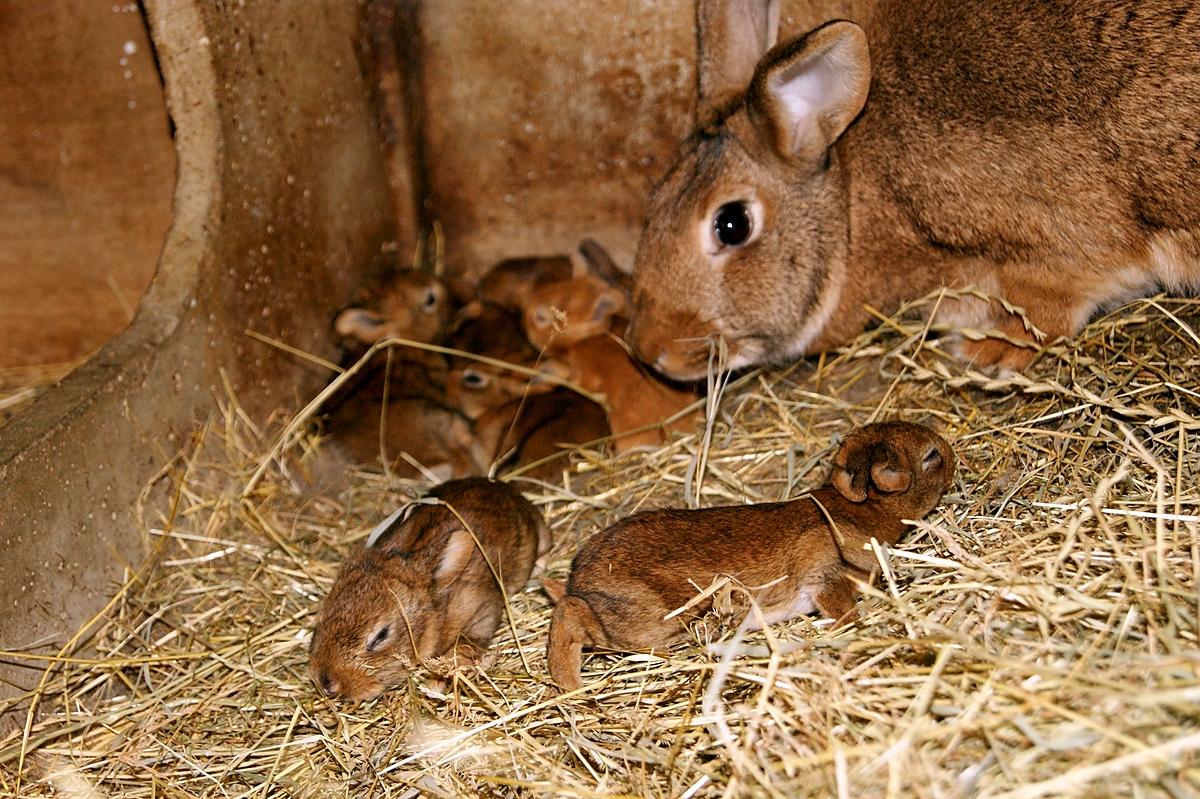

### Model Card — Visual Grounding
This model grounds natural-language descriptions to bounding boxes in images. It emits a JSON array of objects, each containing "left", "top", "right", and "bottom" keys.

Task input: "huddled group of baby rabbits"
[
  {"left": 309, "top": 421, "right": 955, "bottom": 700},
  {"left": 323, "top": 239, "right": 699, "bottom": 482}
]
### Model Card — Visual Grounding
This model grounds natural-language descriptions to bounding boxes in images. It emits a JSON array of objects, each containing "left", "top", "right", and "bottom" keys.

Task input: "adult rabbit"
[{"left": 627, "top": 0, "right": 1200, "bottom": 376}]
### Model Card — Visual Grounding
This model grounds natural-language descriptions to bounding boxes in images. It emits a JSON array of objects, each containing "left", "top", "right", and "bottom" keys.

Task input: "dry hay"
[{"left": 2, "top": 293, "right": 1198, "bottom": 798}]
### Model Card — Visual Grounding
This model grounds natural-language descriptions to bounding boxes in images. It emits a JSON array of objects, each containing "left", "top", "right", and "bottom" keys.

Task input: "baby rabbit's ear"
[
  {"left": 335, "top": 308, "right": 388, "bottom": 343},
  {"left": 434, "top": 527, "right": 477, "bottom": 586},
  {"left": 832, "top": 437, "right": 911, "bottom": 502},
  {"left": 696, "top": 0, "right": 780, "bottom": 123},
  {"left": 577, "top": 238, "right": 631, "bottom": 293},
  {"left": 869, "top": 444, "right": 912, "bottom": 494},
  {"left": 832, "top": 438, "right": 872, "bottom": 502},
  {"left": 747, "top": 20, "right": 870, "bottom": 169}
]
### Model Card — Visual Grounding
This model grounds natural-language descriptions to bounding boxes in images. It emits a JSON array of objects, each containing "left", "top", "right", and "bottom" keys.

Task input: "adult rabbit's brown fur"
[{"left": 627, "top": 0, "right": 1200, "bottom": 376}]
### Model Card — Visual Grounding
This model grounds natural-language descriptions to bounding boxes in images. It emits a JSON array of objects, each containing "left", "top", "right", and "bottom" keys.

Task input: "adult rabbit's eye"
[{"left": 713, "top": 202, "right": 753, "bottom": 247}]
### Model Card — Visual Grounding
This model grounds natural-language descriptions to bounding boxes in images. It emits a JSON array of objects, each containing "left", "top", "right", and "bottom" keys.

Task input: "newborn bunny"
[
  {"left": 523, "top": 274, "right": 628, "bottom": 353},
  {"left": 544, "top": 421, "right": 955, "bottom": 690},
  {"left": 477, "top": 255, "right": 574, "bottom": 312},
  {"left": 479, "top": 239, "right": 629, "bottom": 316},
  {"left": 324, "top": 394, "right": 483, "bottom": 479},
  {"left": 627, "top": 0, "right": 1200, "bottom": 376},
  {"left": 474, "top": 389, "right": 611, "bottom": 480},
  {"left": 520, "top": 240, "right": 697, "bottom": 452},
  {"left": 522, "top": 240, "right": 631, "bottom": 353},
  {"left": 443, "top": 301, "right": 552, "bottom": 422},
  {"left": 441, "top": 302, "right": 609, "bottom": 476},
  {"left": 309, "top": 477, "right": 548, "bottom": 702},
  {"left": 335, "top": 268, "right": 459, "bottom": 347},
  {"left": 537, "top": 336, "right": 698, "bottom": 453},
  {"left": 326, "top": 267, "right": 475, "bottom": 476}
]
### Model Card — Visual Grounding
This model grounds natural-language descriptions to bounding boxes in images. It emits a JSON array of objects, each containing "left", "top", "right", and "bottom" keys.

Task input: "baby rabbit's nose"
[{"left": 318, "top": 670, "right": 341, "bottom": 697}]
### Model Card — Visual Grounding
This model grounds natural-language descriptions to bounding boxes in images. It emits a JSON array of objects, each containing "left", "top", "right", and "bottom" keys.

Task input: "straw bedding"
[{"left": 2, "top": 293, "right": 1198, "bottom": 798}]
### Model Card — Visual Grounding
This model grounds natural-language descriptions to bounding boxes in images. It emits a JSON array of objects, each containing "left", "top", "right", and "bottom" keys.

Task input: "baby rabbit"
[
  {"left": 443, "top": 301, "right": 553, "bottom": 422},
  {"left": 519, "top": 240, "right": 696, "bottom": 452},
  {"left": 309, "top": 477, "right": 549, "bottom": 702},
  {"left": 326, "top": 267, "right": 476, "bottom": 476},
  {"left": 544, "top": 421, "right": 954, "bottom": 690},
  {"left": 474, "top": 389, "right": 611, "bottom": 479},
  {"left": 335, "top": 267, "right": 459, "bottom": 347},
  {"left": 523, "top": 276, "right": 628, "bottom": 353},
  {"left": 522, "top": 240, "right": 631, "bottom": 353},
  {"left": 627, "top": 0, "right": 1200, "bottom": 376},
  {"left": 538, "top": 336, "right": 698, "bottom": 453},
  {"left": 477, "top": 255, "right": 574, "bottom": 312},
  {"left": 324, "top": 394, "right": 483, "bottom": 479}
]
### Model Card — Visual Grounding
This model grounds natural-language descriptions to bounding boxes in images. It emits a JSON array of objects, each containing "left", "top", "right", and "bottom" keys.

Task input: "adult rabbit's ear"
[
  {"left": 696, "top": 0, "right": 780, "bottom": 124},
  {"left": 747, "top": 20, "right": 870, "bottom": 169}
]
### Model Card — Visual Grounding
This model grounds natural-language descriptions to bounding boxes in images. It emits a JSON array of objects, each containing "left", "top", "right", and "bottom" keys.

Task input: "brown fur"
[
  {"left": 576, "top": 237, "right": 634, "bottom": 295},
  {"left": 443, "top": 301, "right": 554, "bottom": 421},
  {"left": 520, "top": 239, "right": 633, "bottom": 353},
  {"left": 540, "top": 335, "right": 699, "bottom": 453},
  {"left": 336, "top": 268, "right": 458, "bottom": 347},
  {"left": 309, "top": 478, "right": 549, "bottom": 702},
  {"left": 522, "top": 274, "right": 629, "bottom": 353},
  {"left": 628, "top": 0, "right": 1200, "bottom": 377},
  {"left": 325, "top": 393, "right": 483, "bottom": 479},
  {"left": 474, "top": 389, "right": 611, "bottom": 479},
  {"left": 442, "top": 301, "right": 609, "bottom": 476},
  {"left": 326, "top": 282, "right": 480, "bottom": 477},
  {"left": 477, "top": 255, "right": 574, "bottom": 311},
  {"left": 544, "top": 421, "right": 955, "bottom": 690}
]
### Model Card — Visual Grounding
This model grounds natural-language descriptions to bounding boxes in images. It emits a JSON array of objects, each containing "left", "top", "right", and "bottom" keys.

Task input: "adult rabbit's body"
[{"left": 627, "top": 0, "right": 1200, "bottom": 376}]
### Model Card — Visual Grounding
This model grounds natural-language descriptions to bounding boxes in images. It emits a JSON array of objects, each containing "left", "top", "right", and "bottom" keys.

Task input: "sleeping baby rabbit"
[
  {"left": 544, "top": 421, "right": 954, "bottom": 690},
  {"left": 309, "top": 478, "right": 548, "bottom": 702}
]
